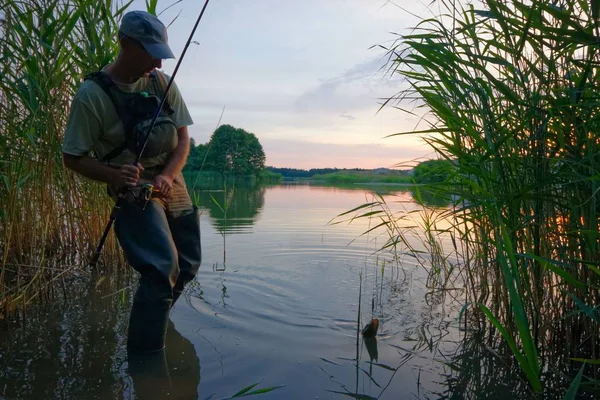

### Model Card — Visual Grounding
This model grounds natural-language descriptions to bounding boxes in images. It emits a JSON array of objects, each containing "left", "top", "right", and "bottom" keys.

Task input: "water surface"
[{"left": 0, "top": 183, "right": 464, "bottom": 400}]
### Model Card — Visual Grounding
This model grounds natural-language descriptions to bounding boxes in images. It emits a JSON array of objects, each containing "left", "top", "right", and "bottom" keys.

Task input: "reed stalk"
[
  {"left": 343, "top": 0, "right": 600, "bottom": 395},
  {"left": 0, "top": 0, "right": 134, "bottom": 320}
]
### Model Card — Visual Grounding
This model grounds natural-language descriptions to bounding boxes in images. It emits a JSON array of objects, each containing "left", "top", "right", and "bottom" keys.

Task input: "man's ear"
[{"left": 118, "top": 34, "right": 133, "bottom": 51}]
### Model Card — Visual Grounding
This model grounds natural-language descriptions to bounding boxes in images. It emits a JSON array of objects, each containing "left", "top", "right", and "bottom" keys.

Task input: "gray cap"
[{"left": 119, "top": 10, "right": 175, "bottom": 59}]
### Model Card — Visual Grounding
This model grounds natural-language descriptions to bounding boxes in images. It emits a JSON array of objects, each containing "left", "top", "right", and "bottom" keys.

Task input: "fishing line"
[
  {"left": 190, "top": 104, "right": 226, "bottom": 193},
  {"left": 143, "top": 2, "right": 209, "bottom": 182},
  {"left": 136, "top": 0, "right": 211, "bottom": 163}
]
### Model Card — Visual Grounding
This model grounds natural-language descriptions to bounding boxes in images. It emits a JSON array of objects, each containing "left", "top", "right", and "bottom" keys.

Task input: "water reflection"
[
  {"left": 410, "top": 186, "right": 452, "bottom": 207},
  {"left": 128, "top": 321, "right": 200, "bottom": 399},
  {"left": 194, "top": 185, "right": 265, "bottom": 277},
  {"left": 0, "top": 275, "right": 201, "bottom": 400},
  {"left": 193, "top": 185, "right": 265, "bottom": 234},
  {"left": 432, "top": 322, "right": 600, "bottom": 400},
  {"left": 364, "top": 337, "right": 379, "bottom": 362}
]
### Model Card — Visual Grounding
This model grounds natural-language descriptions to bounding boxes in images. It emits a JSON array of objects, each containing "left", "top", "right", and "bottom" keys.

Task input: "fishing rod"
[{"left": 89, "top": 0, "right": 212, "bottom": 269}]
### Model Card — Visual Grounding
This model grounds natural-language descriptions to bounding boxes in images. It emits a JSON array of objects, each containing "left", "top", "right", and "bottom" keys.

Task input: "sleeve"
[
  {"left": 61, "top": 90, "right": 103, "bottom": 156},
  {"left": 161, "top": 72, "right": 194, "bottom": 128}
]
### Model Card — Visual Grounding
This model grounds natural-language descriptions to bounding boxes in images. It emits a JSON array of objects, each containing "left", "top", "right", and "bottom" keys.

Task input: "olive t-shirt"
[
  {"left": 62, "top": 69, "right": 195, "bottom": 215},
  {"left": 61, "top": 69, "right": 193, "bottom": 168}
]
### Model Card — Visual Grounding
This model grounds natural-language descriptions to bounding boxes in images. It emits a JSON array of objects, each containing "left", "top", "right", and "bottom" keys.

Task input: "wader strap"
[
  {"left": 85, "top": 71, "right": 130, "bottom": 163},
  {"left": 149, "top": 71, "right": 175, "bottom": 116},
  {"left": 100, "top": 144, "right": 128, "bottom": 162},
  {"left": 84, "top": 70, "right": 174, "bottom": 163}
]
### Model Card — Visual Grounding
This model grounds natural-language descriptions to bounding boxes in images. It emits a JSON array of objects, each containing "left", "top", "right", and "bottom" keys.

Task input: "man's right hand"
[
  {"left": 62, "top": 153, "right": 147, "bottom": 192},
  {"left": 114, "top": 163, "right": 145, "bottom": 191}
]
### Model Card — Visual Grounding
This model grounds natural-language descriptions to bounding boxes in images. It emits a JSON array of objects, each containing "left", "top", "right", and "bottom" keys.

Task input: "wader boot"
[
  {"left": 168, "top": 205, "right": 202, "bottom": 306},
  {"left": 115, "top": 200, "right": 181, "bottom": 353}
]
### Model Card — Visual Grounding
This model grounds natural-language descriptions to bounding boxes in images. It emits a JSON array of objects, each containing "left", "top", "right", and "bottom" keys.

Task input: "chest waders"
[{"left": 88, "top": 0, "right": 212, "bottom": 356}]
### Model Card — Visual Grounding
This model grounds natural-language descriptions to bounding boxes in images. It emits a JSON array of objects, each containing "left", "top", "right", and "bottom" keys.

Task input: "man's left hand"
[{"left": 153, "top": 174, "right": 174, "bottom": 198}]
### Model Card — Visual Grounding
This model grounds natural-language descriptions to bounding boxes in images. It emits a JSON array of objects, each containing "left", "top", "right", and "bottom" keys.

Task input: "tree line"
[
  {"left": 183, "top": 125, "right": 455, "bottom": 183},
  {"left": 265, "top": 167, "right": 413, "bottom": 178},
  {"left": 265, "top": 167, "right": 345, "bottom": 178}
]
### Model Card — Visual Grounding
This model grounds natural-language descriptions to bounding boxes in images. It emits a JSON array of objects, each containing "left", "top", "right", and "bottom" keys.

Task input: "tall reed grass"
[
  {"left": 344, "top": 0, "right": 600, "bottom": 396},
  {"left": 0, "top": 0, "right": 135, "bottom": 320}
]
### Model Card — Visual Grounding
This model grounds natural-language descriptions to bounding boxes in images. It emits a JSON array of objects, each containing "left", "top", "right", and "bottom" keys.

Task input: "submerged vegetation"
[{"left": 341, "top": 0, "right": 600, "bottom": 396}]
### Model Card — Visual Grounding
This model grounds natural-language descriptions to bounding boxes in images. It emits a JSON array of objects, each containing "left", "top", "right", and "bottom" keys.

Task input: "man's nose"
[{"left": 153, "top": 59, "right": 162, "bottom": 69}]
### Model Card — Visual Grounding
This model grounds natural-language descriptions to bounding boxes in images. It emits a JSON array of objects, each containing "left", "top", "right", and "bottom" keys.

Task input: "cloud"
[
  {"left": 136, "top": 0, "right": 432, "bottom": 168},
  {"left": 339, "top": 113, "right": 356, "bottom": 120},
  {"left": 294, "top": 55, "right": 407, "bottom": 114}
]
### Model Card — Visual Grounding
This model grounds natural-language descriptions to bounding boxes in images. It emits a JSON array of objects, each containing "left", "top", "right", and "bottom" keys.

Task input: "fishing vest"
[{"left": 84, "top": 70, "right": 178, "bottom": 163}]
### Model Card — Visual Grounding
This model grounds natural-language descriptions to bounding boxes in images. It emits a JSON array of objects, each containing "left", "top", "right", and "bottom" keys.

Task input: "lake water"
[{"left": 0, "top": 183, "right": 467, "bottom": 400}]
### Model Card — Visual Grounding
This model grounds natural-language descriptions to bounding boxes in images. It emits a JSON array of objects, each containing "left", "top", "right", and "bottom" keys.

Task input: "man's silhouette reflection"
[{"left": 128, "top": 320, "right": 200, "bottom": 399}]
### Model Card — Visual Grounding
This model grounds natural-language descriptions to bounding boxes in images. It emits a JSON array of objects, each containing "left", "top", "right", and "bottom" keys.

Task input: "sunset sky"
[{"left": 130, "top": 0, "right": 437, "bottom": 169}]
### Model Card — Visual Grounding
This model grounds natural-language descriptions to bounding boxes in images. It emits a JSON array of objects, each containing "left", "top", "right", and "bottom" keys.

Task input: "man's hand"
[
  {"left": 114, "top": 163, "right": 145, "bottom": 191},
  {"left": 62, "top": 154, "right": 148, "bottom": 193},
  {"left": 153, "top": 174, "right": 174, "bottom": 197},
  {"left": 157, "top": 126, "right": 190, "bottom": 194}
]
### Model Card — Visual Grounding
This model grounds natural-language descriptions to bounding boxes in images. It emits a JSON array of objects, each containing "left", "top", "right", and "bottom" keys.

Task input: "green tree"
[
  {"left": 204, "top": 124, "right": 266, "bottom": 175},
  {"left": 186, "top": 138, "right": 207, "bottom": 171},
  {"left": 412, "top": 159, "right": 455, "bottom": 184}
]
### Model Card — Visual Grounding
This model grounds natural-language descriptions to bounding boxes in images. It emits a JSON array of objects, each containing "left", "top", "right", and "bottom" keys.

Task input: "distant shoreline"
[{"left": 281, "top": 179, "right": 416, "bottom": 186}]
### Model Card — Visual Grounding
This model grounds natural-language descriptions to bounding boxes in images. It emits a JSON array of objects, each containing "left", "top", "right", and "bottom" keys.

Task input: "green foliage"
[
  {"left": 412, "top": 159, "right": 455, "bottom": 184},
  {"left": 0, "top": 0, "right": 135, "bottom": 317},
  {"left": 266, "top": 167, "right": 412, "bottom": 179},
  {"left": 257, "top": 169, "right": 282, "bottom": 183},
  {"left": 226, "top": 381, "right": 285, "bottom": 399},
  {"left": 186, "top": 124, "right": 266, "bottom": 176},
  {"left": 563, "top": 364, "right": 585, "bottom": 400},
  {"left": 145, "top": 0, "right": 158, "bottom": 15},
  {"left": 186, "top": 137, "right": 208, "bottom": 171},
  {"left": 342, "top": 0, "right": 600, "bottom": 394},
  {"left": 267, "top": 167, "right": 339, "bottom": 178},
  {"left": 312, "top": 171, "right": 413, "bottom": 184}
]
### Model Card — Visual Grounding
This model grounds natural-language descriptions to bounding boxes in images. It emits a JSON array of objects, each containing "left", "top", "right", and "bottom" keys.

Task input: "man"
[{"left": 61, "top": 10, "right": 202, "bottom": 353}]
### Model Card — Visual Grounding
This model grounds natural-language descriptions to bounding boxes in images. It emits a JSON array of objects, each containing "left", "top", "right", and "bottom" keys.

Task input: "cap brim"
[{"left": 143, "top": 42, "right": 175, "bottom": 59}]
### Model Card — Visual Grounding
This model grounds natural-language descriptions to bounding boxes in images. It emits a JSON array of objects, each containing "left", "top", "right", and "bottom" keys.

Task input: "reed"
[
  {"left": 0, "top": 0, "right": 134, "bottom": 320},
  {"left": 343, "top": 0, "right": 600, "bottom": 395}
]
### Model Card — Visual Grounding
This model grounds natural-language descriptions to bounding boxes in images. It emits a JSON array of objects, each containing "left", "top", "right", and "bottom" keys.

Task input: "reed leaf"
[
  {"left": 0, "top": 0, "right": 136, "bottom": 318},
  {"left": 345, "top": 0, "right": 600, "bottom": 394},
  {"left": 563, "top": 364, "right": 585, "bottom": 400}
]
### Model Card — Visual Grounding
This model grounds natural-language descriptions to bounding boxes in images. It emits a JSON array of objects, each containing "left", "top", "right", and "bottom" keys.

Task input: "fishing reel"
[
  {"left": 136, "top": 183, "right": 155, "bottom": 210},
  {"left": 119, "top": 183, "right": 155, "bottom": 210}
]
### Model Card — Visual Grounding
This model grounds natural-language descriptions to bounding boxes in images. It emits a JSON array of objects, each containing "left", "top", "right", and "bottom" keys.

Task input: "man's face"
[{"left": 122, "top": 36, "right": 163, "bottom": 78}]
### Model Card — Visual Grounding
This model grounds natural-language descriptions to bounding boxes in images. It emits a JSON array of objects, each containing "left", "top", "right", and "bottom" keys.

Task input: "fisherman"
[{"left": 61, "top": 10, "right": 202, "bottom": 353}]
